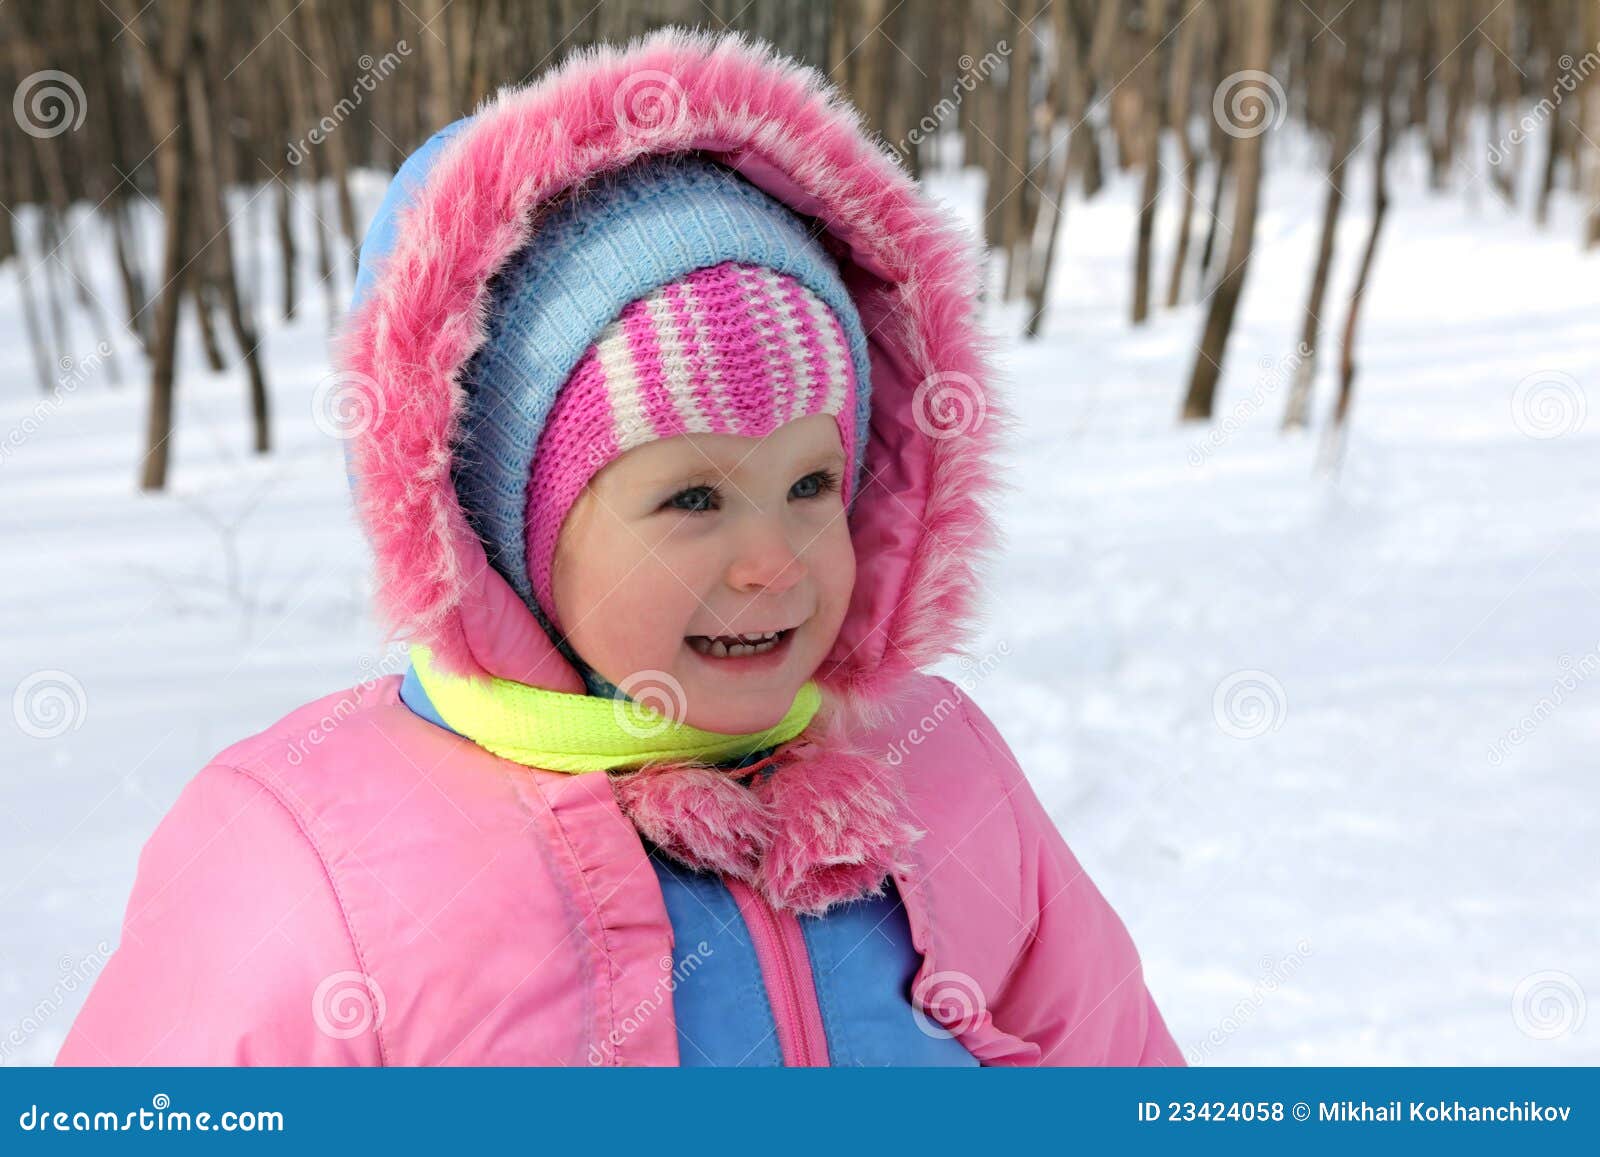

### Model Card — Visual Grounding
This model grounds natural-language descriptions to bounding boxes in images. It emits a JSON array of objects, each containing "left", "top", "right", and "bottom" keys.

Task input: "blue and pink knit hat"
[{"left": 455, "top": 155, "right": 873, "bottom": 643}]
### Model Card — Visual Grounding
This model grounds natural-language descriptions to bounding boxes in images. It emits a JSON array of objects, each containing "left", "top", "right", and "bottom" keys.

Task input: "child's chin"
[{"left": 680, "top": 687, "right": 802, "bottom": 737}]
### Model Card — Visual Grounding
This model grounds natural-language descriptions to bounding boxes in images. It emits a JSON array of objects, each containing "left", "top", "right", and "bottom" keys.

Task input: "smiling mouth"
[{"left": 685, "top": 627, "right": 796, "bottom": 658}]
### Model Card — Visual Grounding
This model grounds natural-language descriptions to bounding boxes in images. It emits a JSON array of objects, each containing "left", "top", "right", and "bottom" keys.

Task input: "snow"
[{"left": 3, "top": 128, "right": 1596, "bottom": 1066}]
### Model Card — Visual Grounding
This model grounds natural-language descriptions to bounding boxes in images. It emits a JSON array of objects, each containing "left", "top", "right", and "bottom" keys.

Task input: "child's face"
[{"left": 551, "top": 413, "right": 856, "bottom": 734}]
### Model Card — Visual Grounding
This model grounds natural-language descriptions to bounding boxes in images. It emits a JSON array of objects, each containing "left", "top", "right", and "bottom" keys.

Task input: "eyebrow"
[{"left": 646, "top": 445, "right": 846, "bottom": 491}]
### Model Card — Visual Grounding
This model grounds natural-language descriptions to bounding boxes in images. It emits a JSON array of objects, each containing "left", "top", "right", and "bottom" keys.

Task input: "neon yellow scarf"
[{"left": 409, "top": 645, "right": 820, "bottom": 773}]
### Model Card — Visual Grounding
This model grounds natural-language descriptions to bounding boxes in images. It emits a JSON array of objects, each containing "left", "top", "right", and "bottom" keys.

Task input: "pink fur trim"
[
  {"left": 604, "top": 697, "right": 921, "bottom": 915},
  {"left": 335, "top": 26, "right": 1012, "bottom": 719},
  {"left": 753, "top": 738, "right": 924, "bottom": 916},
  {"left": 610, "top": 711, "right": 924, "bottom": 917},
  {"left": 610, "top": 759, "right": 773, "bottom": 881}
]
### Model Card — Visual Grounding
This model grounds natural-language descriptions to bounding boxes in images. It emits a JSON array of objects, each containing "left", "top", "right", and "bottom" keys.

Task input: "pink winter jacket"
[{"left": 57, "top": 27, "right": 1182, "bottom": 1067}]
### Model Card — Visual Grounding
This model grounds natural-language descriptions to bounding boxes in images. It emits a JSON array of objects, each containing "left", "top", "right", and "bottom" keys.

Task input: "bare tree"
[
  {"left": 1180, "top": 0, "right": 1275, "bottom": 422},
  {"left": 118, "top": 0, "right": 198, "bottom": 492},
  {"left": 1283, "top": 0, "right": 1364, "bottom": 431},
  {"left": 1322, "top": 0, "right": 1402, "bottom": 473}
]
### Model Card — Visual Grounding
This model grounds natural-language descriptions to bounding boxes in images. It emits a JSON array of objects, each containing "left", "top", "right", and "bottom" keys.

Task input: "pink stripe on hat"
[{"left": 524, "top": 260, "right": 859, "bottom": 635}]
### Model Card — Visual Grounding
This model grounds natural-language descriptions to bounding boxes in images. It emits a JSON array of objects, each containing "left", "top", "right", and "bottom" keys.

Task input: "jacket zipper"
[{"left": 725, "top": 877, "right": 828, "bottom": 1066}]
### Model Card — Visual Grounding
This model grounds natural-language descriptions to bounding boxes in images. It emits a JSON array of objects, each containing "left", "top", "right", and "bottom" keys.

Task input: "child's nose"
[{"left": 726, "top": 523, "right": 807, "bottom": 594}]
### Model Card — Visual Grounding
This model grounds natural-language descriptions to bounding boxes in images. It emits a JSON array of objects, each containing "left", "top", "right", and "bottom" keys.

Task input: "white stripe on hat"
[
  {"left": 593, "top": 317, "right": 656, "bottom": 453},
  {"left": 793, "top": 278, "right": 852, "bottom": 418},
  {"left": 673, "top": 276, "right": 743, "bottom": 435},
  {"left": 755, "top": 265, "right": 818, "bottom": 424},
  {"left": 731, "top": 265, "right": 794, "bottom": 429},
  {"left": 645, "top": 286, "right": 719, "bottom": 436}
]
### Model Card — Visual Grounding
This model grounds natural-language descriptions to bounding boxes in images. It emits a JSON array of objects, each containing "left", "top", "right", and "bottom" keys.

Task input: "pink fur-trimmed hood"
[{"left": 335, "top": 27, "right": 1010, "bottom": 718}]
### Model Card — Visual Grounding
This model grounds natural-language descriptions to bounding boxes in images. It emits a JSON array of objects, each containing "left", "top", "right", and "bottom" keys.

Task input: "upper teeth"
[{"left": 689, "top": 631, "right": 784, "bottom": 658}]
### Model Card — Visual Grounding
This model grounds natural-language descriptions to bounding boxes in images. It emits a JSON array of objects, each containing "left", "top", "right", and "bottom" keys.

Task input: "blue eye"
[
  {"left": 791, "top": 470, "right": 840, "bottom": 501},
  {"left": 663, "top": 470, "right": 840, "bottom": 514},
  {"left": 665, "top": 484, "right": 719, "bottom": 513}
]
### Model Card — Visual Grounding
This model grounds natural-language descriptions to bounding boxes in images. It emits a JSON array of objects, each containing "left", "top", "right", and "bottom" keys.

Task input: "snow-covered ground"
[{"left": 2, "top": 125, "right": 1596, "bottom": 1065}]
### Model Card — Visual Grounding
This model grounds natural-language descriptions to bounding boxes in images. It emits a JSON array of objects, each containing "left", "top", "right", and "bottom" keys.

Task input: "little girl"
[{"left": 58, "top": 29, "right": 1180, "bottom": 1067}]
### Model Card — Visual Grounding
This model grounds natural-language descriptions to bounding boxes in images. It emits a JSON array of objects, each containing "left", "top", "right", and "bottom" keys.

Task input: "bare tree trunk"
[
  {"left": 302, "top": 0, "right": 361, "bottom": 269},
  {"left": 1535, "top": 4, "right": 1565, "bottom": 229},
  {"left": 1584, "top": 0, "right": 1600, "bottom": 245},
  {"left": 1025, "top": 0, "right": 1079, "bottom": 337},
  {"left": 0, "top": 136, "right": 55, "bottom": 395},
  {"left": 184, "top": 29, "right": 273, "bottom": 454},
  {"left": 1284, "top": 0, "right": 1363, "bottom": 431},
  {"left": 1180, "top": 0, "right": 1274, "bottom": 422},
  {"left": 420, "top": 0, "right": 454, "bottom": 129},
  {"left": 191, "top": 280, "right": 228, "bottom": 372},
  {"left": 1165, "top": 0, "right": 1204, "bottom": 308},
  {"left": 1004, "top": 0, "right": 1037, "bottom": 301},
  {"left": 1057, "top": 0, "right": 1104, "bottom": 197},
  {"left": 1197, "top": 4, "right": 1235, "bottom": 291},
  {"left": 1321, "top": 0, "right": 1400, "bottom": 473},
  {"left": 120, "top": 0, "right": 198, "bottom": 493},
  {"left": 1129, "top": 0, "right": 1164, "bottom": 324}
]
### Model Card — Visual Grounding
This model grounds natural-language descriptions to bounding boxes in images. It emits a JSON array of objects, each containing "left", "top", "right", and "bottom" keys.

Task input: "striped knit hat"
[{"left": 455, "top": 154, "right": 873, "bottom": 645}]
